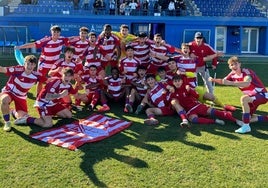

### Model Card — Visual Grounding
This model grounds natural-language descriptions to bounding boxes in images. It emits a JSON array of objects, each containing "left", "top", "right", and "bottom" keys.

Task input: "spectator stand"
[{"left": 0, "top": 26, "right": 27, "bottom": 55}]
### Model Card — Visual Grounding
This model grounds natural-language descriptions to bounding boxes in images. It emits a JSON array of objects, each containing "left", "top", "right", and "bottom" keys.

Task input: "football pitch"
[{"left": 0, "top": 55, "right": 267, "bottom": 188}]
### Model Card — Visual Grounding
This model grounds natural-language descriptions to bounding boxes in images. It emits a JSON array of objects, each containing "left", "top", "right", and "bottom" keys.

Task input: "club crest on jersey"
[{"left": 9, "top": 67, "right": 15, "bottom": 72}]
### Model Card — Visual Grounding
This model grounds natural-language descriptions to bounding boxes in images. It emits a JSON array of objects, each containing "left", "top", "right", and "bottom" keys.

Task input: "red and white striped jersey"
[
  {"left": 35, "top": 36, "right": 69, "bottom": 69},
  {"left": 225, "top": 68, "right": 267, "bottom": 96},
  {"left": 49, "top": 58, "right": 80, "bottom": 78},
  {"left": 148, "top": 40, "right": 175, "bottom": 67},
  {"left": 119, "top": 57, "right": 140, "bottom": 81},
  {"left": 2, "top": 66, "right": 44, "bottom": 99},
  {"left": 147, "top": 83, "right": 167, "bottom": 108},
  {"left": 69, "top": 37, "right": 89, "bottom": 59},
  {"left": 106, "top": 76, "right": 124, "bottom": 98},
  {"left": 35, "top": 78, "right": 76, "bottom": 107},
  {"left": 82, "top": 45, "right": 103, "bottom": 70},
  {"left": 174, "top": 55, "right": 198, "bottom": 88},
  {"left": 131, "top": 77, "right": 147, "bottom": 97},
  {"left": 166, "top": 70, "right": 177, "bottom": 80},
  {"left": 149, "top": 44, "right": 169, "bottom": 67},
  {"left": 97, "top": 35, "right": 120, "bottom": 62},
  {"left": 81, "top": 75, "right": 102, "bottom": 94},
  {"left": 132, "top": 42, "right": 150, "bottom": 66},
  {"left": 157, "top": 76, "right": 173, "bottom": 87}
]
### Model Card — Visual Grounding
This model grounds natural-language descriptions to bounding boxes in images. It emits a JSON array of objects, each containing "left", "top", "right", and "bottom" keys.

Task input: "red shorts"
[
  {"left": 3, "top": 92, "right": 28, "bottom": 112},
  {"left": 37, "top": 103, "right": 66, "bottom": 117},
  {"left": 38, "top": 60, "right": 56, "bottom": 76},
  {"left": 187, "top": 104, "right": 209, "bottom": 117},
  {"left": 85, "top": 92, "right": 100, "bottom": 104},
  {"left": 38, "top": 67, "right": 51, "bottom": 77},
  {"left": 159, "top": 107, "right": 175, "bottom": 116},
  {"left": 249, "top": 93, "right": 268, "bottom": 115}
]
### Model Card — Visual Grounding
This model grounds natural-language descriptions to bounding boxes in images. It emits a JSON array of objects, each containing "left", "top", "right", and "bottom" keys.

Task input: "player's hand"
[
  {"left": 74, "top": 75, "right": 81, "bottom": 83},
  {"left": 208, "top": 77, "right": 223, "bottom": 84},
  {"left": 166, "top": 85, "right": 175, "bottom": 93},
  {"left": 176, "top": 69, "right": 182, "bottom": 75},
  {"left": 208, "top": 77, "right": 213, "bottom": 82},
  {"left": 149, "top": 52, "right": 156, "bottom": 58},
  {"left": 216, "top": 51, "right": 224, "bottom": 57},
  {"left": 105, "top": 54, "right": 112, "bottom": 61},
  {"left": 185, "top": 85, "right": 190, "bottom": 92},
  {"left": 75, "top": 57, "right": 82, "bottom": 63},
  {"left": 121, "top": 78, "right": 126, "bottom": 84},
  {"left": 169, "top": 87, "right": 175, "bottom": 93}
]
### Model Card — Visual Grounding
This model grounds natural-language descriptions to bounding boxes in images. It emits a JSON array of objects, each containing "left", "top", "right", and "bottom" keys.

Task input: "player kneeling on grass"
[
  {"left": 169, "top": 75, "right": 241, "bottom": 126},
  {"left": 98, "top": 67, "right": 129, "bottom": 112},
  {"left": 0, "top": 55, "right": 46, "bottom": 132},
  {"left": 125, "top": 65, "right": 147, "bottom": 113},
  {"left": 74, "top": 65, "right": 103, "bottom": 112},
  {"left": 14, "top": 68, "right": 78, "bottom": 128},
  {"left": 209, "top": 56, "right": 268, "bottom": 134}
]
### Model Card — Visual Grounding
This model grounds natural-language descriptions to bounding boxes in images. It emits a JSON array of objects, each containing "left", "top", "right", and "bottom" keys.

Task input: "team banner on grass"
[{"left": 30, "top": 114, "right": 132, "bottom": 151}]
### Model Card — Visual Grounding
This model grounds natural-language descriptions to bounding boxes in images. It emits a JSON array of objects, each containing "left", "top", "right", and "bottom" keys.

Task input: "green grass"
[{"left": 0, "top": 56, "right": 267, "bottom": 188}]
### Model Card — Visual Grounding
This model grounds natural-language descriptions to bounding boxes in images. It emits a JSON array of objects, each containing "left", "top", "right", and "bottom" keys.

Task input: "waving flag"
[
  {"left": 14, "top": 49, "right": 24, "bottom": 65},
  {"left": 30, "top": 114, "right": 132, "bottom": 150}
]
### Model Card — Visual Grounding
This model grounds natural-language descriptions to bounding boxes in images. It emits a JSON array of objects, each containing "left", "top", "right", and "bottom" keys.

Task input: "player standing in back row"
[{"left": 15, "top": 25, "right": 69, "bottom": 94}]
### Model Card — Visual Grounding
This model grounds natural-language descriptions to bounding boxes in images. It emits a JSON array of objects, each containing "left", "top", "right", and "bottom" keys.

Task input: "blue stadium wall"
[{"left": 0, "top": 15, "right": 268, "bottom": 55}]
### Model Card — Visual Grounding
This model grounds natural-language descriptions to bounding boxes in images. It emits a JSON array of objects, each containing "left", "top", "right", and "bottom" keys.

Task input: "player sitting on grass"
[
  {"left": 74, "top": 65, "right": 103, "bottom": 112},
  {"left": 209, "top": 56, "right": 268, "bottom": 133},
  {"left": 169, "top": 75, "right": 241, "bottom": 126},
  {"left": 119, "top": 45, "right": 141, "bottom": 112},
  {"left": 48, "top": 46, "right": 82, "bottom": 111},
  {"left": 136, "top": 74, "right": 184, "bottom": 126},
  {"left": 98, "top": 67, "right": 128, "bottom": 112},
  {"left": 125, "top": 65, "right": 147, "bottom": 113}
]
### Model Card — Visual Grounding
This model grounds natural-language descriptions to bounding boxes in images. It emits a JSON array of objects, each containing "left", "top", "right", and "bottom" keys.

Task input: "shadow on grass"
[
  {"left": 27, "top": 92, "right": 36, "bottom": 101},
  {"left": 9, "top": 101, "right": 267, "bottom": 187},
  {"left": 249, "top": 122, "right": 268, "bottom": 139},
  {"left": 78, "top": 131, "right": 150, "bottom": 187},
  {"left": 12, "top": 127, "right": 49, "bottom": 147},
  {"left": 77, "top": 105, "right": 226, "bottom": 187},
  {"left": 78, "top": 116, "right": 158, "bottom": 187}
]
